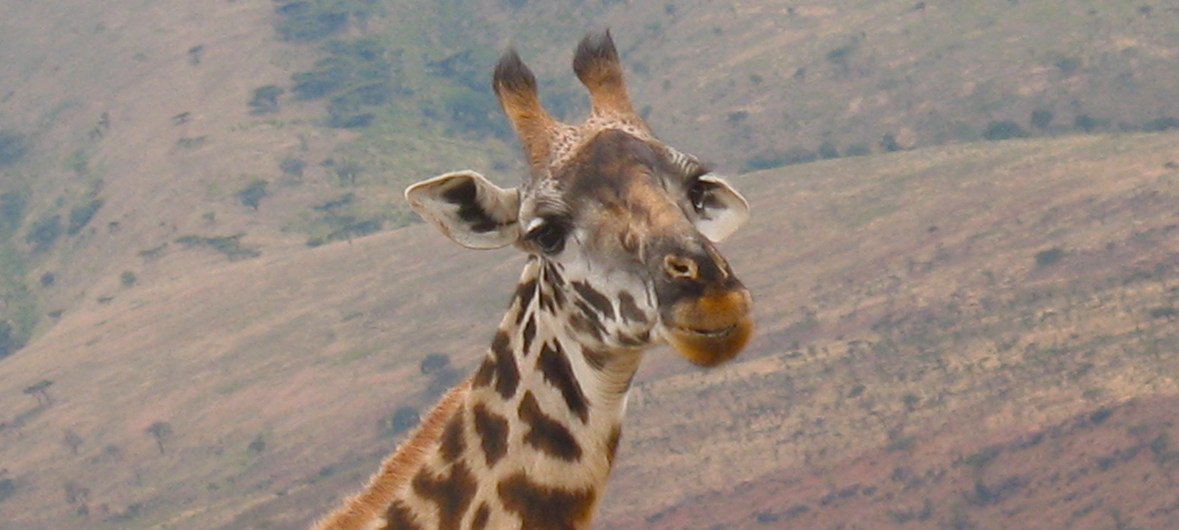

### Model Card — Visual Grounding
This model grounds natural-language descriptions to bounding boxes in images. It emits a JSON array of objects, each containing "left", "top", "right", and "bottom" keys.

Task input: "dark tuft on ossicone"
[
  {"left": 572, "top": 30, "right": 621, "bottom": 86},
  {"left": 493, "top": 48, "right": 538, "bottom": 97}
]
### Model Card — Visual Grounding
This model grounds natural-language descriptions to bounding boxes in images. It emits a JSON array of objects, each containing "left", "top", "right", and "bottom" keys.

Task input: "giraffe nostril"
[{"left": 663, "top": 255, "right": 698, "bottom": 281}]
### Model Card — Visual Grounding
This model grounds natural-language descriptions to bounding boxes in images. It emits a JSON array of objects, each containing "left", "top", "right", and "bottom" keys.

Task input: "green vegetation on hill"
[
  {"left": 0, "top": 184, "right": 34, "bottom": 358},
  {"left": 1, "top": 1, "right": 1179, "bottom": 528},
  {"left": 0, "top": 131, "right": 28, "bottom": 167}
]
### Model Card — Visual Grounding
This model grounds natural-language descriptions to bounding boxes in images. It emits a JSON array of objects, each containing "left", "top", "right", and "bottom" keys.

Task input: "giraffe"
[{"left": 315, "top": 31, "right": 753, "bottom": 530}]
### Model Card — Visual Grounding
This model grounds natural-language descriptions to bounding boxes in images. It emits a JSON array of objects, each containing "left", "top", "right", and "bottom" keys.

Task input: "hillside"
[
  {"left": 1, "top": 132, "right": 1176, "bottom": 529},
  {"left": 0, "top": 0, "right": 1178, "bottom": 529},
  {"left": 597, "top": 133, "right": 1179, "bottom": 529}
]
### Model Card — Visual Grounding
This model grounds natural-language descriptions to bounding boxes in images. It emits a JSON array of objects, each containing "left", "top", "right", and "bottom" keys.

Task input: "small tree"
[
  {"left": 818, "top": 140, "right": 840, "bottom": 159},
  {"left": 279, "top": 157, "right": 305, "bottom": 178},
  {"left": 386, "top": 406, "right": 419, "bottom": 436},
  {"left": 236, "top": 180, "right": 268, "bottom": 210},
  {"left": 248, "top": 434, "right": 266, "bottom": 454},
  {"left": 26, "top": 214, "right": 62, "bottom": 251},
  {"left": 63, "top": 429, "right": 84, "bottom": 455},
  {"left": 0, "top": 477, "right": 15, "bottom": 504},
  {"left": 982, "top": 120, "right": 1027, "bottom": 141},
  {"left": 146, "top": 421, "right": 173, "bottom": 454},
  {"left": 0, "top": 321, "right": 22, "bottom": 359},
  {"left": 1035, "top": 247, "right": 1065, "bottom": 267},
  {"left": 1142, "top": 117, "right": 1179, "bottom": 132},
  {"left": 67, "top": 198, "right": 104, "bottom": 235},
  {"left": 426, "top": 367, "right": 462, "bottom": 399},
  {"left": 1074, "top": 114, "right": 1104, "bottom": 133},
  {"left": 23, "top": 380, "right": 53, "bottom": 406},
  {"left": 0, "top": 131, "right": 28, "bottom": 167},
  {"left": 63, "top": 481, "right": 90, "bottom": 515},
  {"left": 845, "top": 143, "right": 871, "bottom": 157},
  {"left": 102, "top": 443, "right": 124, "bottom": 462},
  {"left": 419, "top": 353, "right": 451, "bottom": 375},
  {"left": 249, "top": 85, "right": 285, "bottom": 115},
  {"left": 1030, "top": 108, "right": 1054, "bottom": 130},
  {"left": 0, "top": 191, "right": 26, "bottom": 230}
]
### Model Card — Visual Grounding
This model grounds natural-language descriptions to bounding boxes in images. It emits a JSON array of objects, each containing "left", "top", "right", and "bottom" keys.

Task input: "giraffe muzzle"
[{"left": 662, "top": 286, "right": 753, "bottom": 367}]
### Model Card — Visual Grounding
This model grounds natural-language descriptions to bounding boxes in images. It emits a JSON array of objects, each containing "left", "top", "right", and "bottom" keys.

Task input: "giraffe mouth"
[
  {"left": 663, "top": 289, "right": 753, "bottom": 367},
  {"left": 683, "top": 323, "right": 738, "bottom": 338}
]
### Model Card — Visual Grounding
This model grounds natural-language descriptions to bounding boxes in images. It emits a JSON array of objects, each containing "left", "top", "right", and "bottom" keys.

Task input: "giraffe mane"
[{"left": 313, "top": 379, "right": 472, "bottom": 530}]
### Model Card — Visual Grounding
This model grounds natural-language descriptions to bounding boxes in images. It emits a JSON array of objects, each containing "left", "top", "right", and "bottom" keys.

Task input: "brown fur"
[
  {"left": 313, "top": 380, "right": 472, "bottom": 530},
  {"left": 493, "top": 49, "right": 563, "bottom": 174}
]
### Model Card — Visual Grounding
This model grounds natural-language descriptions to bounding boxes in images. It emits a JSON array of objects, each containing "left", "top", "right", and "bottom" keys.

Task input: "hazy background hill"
[{"left": 0, "top": 1, "right": 1176, "bottom": 529}]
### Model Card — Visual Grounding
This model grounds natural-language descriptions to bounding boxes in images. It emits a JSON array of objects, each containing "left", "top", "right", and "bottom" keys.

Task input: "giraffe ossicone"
[{"left": 315, "top": 30, "right": 753, "bottom": 530}]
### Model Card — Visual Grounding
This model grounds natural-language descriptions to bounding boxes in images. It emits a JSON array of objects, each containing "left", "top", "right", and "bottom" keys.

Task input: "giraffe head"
[{"left": 407, "top": 31, "right": 752, "bottom": 367}]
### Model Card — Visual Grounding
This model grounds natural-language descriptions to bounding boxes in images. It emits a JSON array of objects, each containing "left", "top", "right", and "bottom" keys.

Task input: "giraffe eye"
[
  {"left": 527, "top": 220, "right": 567, "bottom": 254},
  {"left": 687, "top": 178, "right": 710, "bottom": 212}
]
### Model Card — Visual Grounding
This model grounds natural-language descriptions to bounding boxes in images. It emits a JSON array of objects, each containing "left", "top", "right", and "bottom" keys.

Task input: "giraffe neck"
[
  {"left": 316, "top": 259, "right": 645, "bottom": 530},
  {"left": 457, "top": 257, "right": 643, "bottom": 529}
]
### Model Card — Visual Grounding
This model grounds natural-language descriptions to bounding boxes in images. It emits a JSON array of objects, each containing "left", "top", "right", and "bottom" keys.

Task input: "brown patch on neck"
[
  {"left": 498, "top": 472, "right": 597, "bottom": 530},
  {"left": 412, "top": 460, "right": 477, "bottom": 530},
  {"left": 312, "top": 379, "right": 471, "bottom": 530}
]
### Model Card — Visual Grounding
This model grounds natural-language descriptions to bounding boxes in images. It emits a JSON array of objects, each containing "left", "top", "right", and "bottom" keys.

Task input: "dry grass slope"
[
  {"left": 0, "top": 131, "right": 1174, "bottom": 530},
  {"left": 1, "top": 1, "right": 1178, "bottom": 529},
  {"left": 599, "top": 132, "right": 1179, "bottom": 528}
]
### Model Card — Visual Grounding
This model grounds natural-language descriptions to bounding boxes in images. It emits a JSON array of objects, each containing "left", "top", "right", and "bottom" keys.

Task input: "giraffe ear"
[
  {"left": 691, "top": 175, "right": 750, "bottom": 242},
  {"left": 405, "top": 170, "right": 521, "bottom": 249}
]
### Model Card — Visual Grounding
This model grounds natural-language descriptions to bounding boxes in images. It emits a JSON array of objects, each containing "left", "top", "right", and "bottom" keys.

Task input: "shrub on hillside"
[
  {"left": 0, "top": 192, "right": 26, "bottom": 233},
  {"left": 304, "top": 214, "right": 382, "bottom": 247},
  {"left": 274, "top": 1, "right": 349, "bottom": 42},
  {"left": 0, "top": 321, "right": 23, "bottom": 360},
  {"left": 249, "top": 85, "right": 284, "bottom": 115},
  {"left": 440, "top": 88, "right": 498, "bottom": 136},
  {"left": 279, "top": 157, "right": 306, "bottom": 178},
  {"left": 175, "top": 234, "right": 260, "bottom": 261},
  {"left": 0, "top": 478, "right": 15, "bottom": 504},
  {"left": 826, "top": 41, "right": 858, "bottom": 70},
  {"left": 845, "top": 143, "right": 871, "bottom": 157},
  {"left": 292, "top": 65, "right": 347, "bottom": 100},
  {"left": 248, "top": 435, "right": 266, "bottom": 454},
  {"left": 1034, "top": 247, "right": 1065, "bottom": 267},
  {"left": 26, "top": 214, "right": 62, "bottom": 251},
  {"left": 384, "top": 406, "right": 419, "bottom": 436},
  {"left": 291, "top": 37, "right": 395, "bottom": 130},
  {"left": 742, "top": 148, "right": 818, "bottom": 172},
  {"left": 237, "top": 180, "right": 268, "bottom": 210},
  {"left": 1074, "top": 114, "right": 1107, "bottom": 133},
  {"left": 982, "top": 120, "right": 1027, "bottom": 141},
  {"left": 0, "top": 131, "right": 27, "bottom": 167},
  {"left": 1053, "top": 55, "right": 1081, "bottom": 76},
  {"left": 419, "top": 353, "right": 450, "bottom": 375},
  {"left": 818, "top": 140, "right": 840, "bottom": 159},
  {"left": 1030, "top": 108, "right": 1054, "bottom": 130},
  {"left": 67, "top": 198, "right": 104, "bottom": 235},
  {"left": 1142, "top": 117, "right": 1179, "bottom": 132}
]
